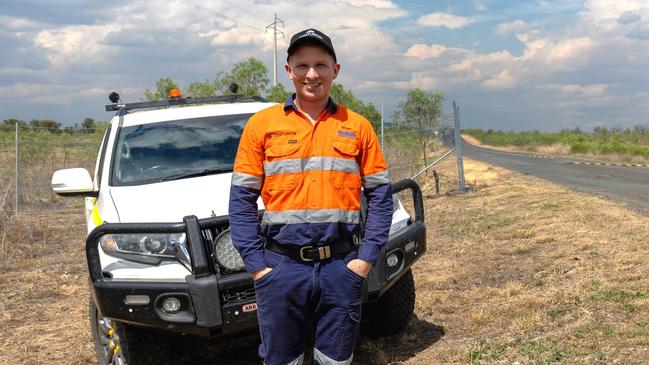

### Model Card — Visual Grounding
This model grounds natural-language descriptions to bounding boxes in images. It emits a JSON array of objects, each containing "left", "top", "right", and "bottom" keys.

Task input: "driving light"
[
  {"left": 162, "top": 297, "right": 182, "bottom": 313},
  {"left": 386, "top": 253, "right": 400, "bottom": 267},
  {"left": 212, "top": 229, "right": 245, "bottom": 272}
]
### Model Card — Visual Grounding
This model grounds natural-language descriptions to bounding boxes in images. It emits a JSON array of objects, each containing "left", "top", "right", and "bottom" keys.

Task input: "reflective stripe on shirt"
[
  {"left": 262, "top": 209, "right": 360, "bottom": 225},
  {"left": 264, "top": 157, "right": 359, "bottom": 176}
]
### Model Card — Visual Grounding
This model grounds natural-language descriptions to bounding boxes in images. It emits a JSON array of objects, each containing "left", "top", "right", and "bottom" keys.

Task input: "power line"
[
  {"left": 193, "top": 3, "right": 265, "bottom": 32},
  {"left": 221, "top": 0, "right": 269, "bottom": 23}
]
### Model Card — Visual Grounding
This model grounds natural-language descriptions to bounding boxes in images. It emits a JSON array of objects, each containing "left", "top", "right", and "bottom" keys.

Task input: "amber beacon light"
[{"left": 168, "top": 88, "right": 181, "bottom": 98}]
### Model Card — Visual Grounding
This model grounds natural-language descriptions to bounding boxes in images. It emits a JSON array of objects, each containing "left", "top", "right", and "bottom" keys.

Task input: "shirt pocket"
[
  {"left": 264, "top": 143, "right": 301, "bottom": 190},
  {"left": 332, "top": 141, "right": 361, "bottom": 188}
]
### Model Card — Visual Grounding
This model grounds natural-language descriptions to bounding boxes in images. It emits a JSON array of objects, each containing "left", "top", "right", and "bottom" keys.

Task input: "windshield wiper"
[{"left": 159, "top": 167, "right": 232, "bottom": 182}]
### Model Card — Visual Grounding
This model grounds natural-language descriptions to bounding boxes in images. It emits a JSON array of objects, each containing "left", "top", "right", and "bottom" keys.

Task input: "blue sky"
[{"left": 1, "top": 0, "right": 648, "bottom": 131}]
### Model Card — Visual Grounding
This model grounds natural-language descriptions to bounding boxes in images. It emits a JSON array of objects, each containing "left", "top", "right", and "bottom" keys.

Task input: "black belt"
[{"left": 265, "top": 238, "right": 354, "bottom": 263}]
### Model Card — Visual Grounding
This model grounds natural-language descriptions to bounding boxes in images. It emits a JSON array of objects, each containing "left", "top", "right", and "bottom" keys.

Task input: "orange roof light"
[{"left": 169, "top": 88, "right": 181, "bottom": 98}]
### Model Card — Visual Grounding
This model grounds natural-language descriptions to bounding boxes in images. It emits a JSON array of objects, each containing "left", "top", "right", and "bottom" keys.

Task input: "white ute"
[{"left": 52, "top": 90, "right": 426, "bottom": 365}]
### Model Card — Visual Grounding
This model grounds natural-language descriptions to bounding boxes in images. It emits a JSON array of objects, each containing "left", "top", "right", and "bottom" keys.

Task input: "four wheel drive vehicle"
[{"left": 52, "top": 92, "right": 427, "bottom": 364}]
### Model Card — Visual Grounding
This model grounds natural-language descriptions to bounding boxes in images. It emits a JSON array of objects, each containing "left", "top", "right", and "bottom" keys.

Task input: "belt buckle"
[
  {"left": 318, "top": 246, "right": 332, "bottom": 260},
  {"left": 299, "top": 246, "right": 315, "bottom": 262},
  {"left": 298, "top": 246, "right": 332, "bottom": 262}
]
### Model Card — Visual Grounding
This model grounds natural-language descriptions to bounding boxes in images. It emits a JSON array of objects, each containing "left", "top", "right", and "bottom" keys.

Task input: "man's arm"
[
  {"left": 229, "top": 118, "right": 267, "bottom": 274},
  {"left": 349, "top": 119, "right": 393, "bottom": 276}
]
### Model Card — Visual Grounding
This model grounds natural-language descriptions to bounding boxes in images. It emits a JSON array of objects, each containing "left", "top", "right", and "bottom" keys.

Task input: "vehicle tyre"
[
  {"left": 89, "top": 297, "right": 171, "bottom": 365},
  {"left": 361, "top": 268, "right": 415, "bottom": 338}
]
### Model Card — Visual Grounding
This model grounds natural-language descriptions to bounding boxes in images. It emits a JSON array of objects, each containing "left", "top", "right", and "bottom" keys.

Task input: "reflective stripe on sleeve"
[
  {"left": 262, "top": 209, "right": 360, "bottom": 225},
  {"left": 361, "top": 170, "right": 390, "bottom": 189},
  {"left": 231, "top": 172, "right": 263, "bottom": 190},
  {"left": 264, "top": 157, "right": 359, "bottom": 176}
]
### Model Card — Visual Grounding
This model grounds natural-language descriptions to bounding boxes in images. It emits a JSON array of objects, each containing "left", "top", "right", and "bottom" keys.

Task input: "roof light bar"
[{"left": 105, "top": 94, "right": 267, "bottom": 112}]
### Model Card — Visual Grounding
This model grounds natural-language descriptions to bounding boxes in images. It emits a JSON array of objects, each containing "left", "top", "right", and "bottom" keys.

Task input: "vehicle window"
[{"left": 111, "top": 113, "right": 251, "bottom": 186}]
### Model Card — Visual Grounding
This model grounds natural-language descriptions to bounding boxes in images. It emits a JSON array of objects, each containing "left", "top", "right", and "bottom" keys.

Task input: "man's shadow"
[
  {"left": 175, "top": 315, "right": 444, "bottom": 364},
  {"left": 354, "top": 315, "right": 445, "bottom": 364}
]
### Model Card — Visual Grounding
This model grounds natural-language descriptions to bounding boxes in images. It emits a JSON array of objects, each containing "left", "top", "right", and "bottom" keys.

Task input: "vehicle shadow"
[{"left": 176, "top": 315, "right": 444, "bottom": 364}]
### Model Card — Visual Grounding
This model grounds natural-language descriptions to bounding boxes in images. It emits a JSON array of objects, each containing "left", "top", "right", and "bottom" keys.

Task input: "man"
[{"left": 229, "top": 28, "right": 393, "bottom": 365}]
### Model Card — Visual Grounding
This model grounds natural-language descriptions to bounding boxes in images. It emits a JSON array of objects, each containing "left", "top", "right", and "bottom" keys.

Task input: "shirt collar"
[{"left": 283, "top": 93, "right": 338, "bottom": 114}]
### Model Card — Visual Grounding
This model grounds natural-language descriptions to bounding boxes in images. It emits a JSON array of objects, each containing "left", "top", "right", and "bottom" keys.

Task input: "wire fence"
[
  {"left": 382, "top": 103, "right": 466, "bottom": 197},
  {"left": 0, "top": 126, "right": 101, "bottom": 216},
  {"left": 0, "top": 103, "right": 466, "bottom": 218}
]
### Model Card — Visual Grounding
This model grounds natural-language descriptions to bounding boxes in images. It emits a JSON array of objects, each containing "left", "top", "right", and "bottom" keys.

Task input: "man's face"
[{"left": 285, "top": 44, "right": 340, "bottom": 105}]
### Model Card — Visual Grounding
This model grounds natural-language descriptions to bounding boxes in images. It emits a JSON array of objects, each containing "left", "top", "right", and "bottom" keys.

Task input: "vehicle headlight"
[
  {"left": 100, "top": 233, "right": 186, "bottom": 265},
  {"left": 212, "top": 229, "right": 245, "bottom": 272}
]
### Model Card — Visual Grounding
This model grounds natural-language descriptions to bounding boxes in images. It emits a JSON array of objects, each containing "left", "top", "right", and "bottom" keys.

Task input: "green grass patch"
[
  {"left": 468, "top": 338, "right": 506, "bottom": 364},
  {"left": 464, "top": 128, "right": 649, "bottom": 158},
  {"left": 517, "top": 339, "right": 571, "bottom": 364},
  {"left": 590, "top": 289, "right": 649, "bottom": 303}
]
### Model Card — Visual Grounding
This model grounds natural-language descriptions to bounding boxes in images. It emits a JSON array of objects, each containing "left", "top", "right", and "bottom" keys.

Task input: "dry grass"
[
  {"left": 462, "top": 134, "right": 649, "bottom": 165},
  {"left": 2, "top": 158, "right": 648, "bottom": 364},
  {"left": 0, "top": 208, "right": 95, "bottom": 365}
]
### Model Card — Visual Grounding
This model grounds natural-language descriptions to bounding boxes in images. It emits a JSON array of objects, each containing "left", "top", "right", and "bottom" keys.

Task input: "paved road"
[{"left": 462, "top": 141, "right": 649, "bottom": 215}]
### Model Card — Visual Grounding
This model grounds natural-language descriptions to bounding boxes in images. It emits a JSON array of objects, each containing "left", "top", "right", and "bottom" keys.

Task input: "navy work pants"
[{"left": 253, "top": 248, "right": 364, "bottom": 365}]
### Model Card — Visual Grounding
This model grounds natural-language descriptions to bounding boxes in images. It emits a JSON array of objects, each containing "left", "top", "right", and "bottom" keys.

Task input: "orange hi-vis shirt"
[{"left": 229, "top": 96, "right": 393, "bottom": 273}]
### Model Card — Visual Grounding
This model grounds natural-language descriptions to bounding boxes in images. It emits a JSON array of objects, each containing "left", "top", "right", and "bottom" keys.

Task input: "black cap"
[{"left": 287, "top": 29, "right": 337, "bottom": 62}]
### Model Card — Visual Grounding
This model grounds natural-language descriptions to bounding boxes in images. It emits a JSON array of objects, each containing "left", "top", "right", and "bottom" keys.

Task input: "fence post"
[
  {"left": 15, "top": 123, "right": 19, "bottom": 214},
  {"left": 452, "top": 101, "right": 466, "bottom": 191},
  {"left": 380, "top": 97, "right": 384, "bottom": 150}
]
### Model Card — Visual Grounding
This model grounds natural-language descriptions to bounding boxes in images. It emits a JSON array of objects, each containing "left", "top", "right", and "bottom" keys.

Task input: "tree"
[
  {"left": 330, "top": 83, "right": 382, "bottom": 132},
  {"left": 38, "top": 119, "right": 61, "bottom": 131},
  {"left": 214, "top": 58, "right": 269, "bottom": 96},
  {"left": 391, "top": 88, "right": 444, "bottom": 170},
  {"left": 266, "top": 83, "right": 291, "bottom": 103},
  {"left": 144, "top": 77, "right": 179, "bottom": 101},
  {"left": 1, "top": 118, "right": 26, "bottom": 132},
  {"left": 81, "top": 117, "right": 96, "bottom": 134},
  {"left": 25, "top": 119, "right": 60, "bottom": 132},
  {"left": 185, "top": 80, "right": 217, "bottom": 98}
]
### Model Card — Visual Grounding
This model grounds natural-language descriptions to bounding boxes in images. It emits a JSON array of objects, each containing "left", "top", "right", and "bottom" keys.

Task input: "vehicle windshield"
[{"left": 111, "top": 113, "right": 251, "bottom": 186}]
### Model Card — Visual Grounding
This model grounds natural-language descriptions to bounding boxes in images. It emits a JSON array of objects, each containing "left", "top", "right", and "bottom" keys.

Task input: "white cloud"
[
  {"left": 0, "top": 15, "right": 46, "bottom": 31},
  {"left": 495, "top": 20, "right": 527, "bottom": 35},
  {"left": 474, "top": 0, "right": 488, "bottom": 11},
  {"left": 404, "top": 44, "right": 462, "bottom": 59},
  {"left": 417, "top": 12, "right": 474, "bottom": 29},
  {"left": 481, "top": 69, "right": 516, "bottom": 89},
  {"left": 35, "top": 24, "right": 120, "bottom": 66},
  {"left": 545, "top": 83, "right": 608, "bottom": 96},
  {"left": 348, "top": 0, "right": 398, "bottom": 9}
]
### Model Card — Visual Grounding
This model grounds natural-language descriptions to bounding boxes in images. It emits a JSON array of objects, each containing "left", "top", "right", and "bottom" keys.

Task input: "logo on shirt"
[
  {"left": 338, "top": 130, "right": 356, "bottom": 139},
  {"left": 269, "top": 131, "right": 297, "bottom": 138}
]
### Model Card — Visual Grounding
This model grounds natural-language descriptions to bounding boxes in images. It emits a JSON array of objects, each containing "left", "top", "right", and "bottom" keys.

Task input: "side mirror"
[{"left": 52, "top": 168, "right": 96, "bottom": 196}]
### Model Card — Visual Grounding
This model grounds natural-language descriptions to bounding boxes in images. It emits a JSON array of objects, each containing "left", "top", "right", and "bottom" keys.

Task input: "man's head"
[{"left": 285, "top": 29, "right": 340, "bottom": 105}]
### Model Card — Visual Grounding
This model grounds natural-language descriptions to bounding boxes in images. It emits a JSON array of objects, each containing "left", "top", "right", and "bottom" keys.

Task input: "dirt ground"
[{"left": 1, "top": 157, "right": 649, "bottom": 364}]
